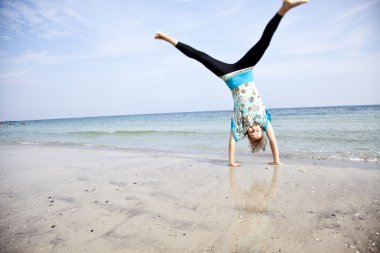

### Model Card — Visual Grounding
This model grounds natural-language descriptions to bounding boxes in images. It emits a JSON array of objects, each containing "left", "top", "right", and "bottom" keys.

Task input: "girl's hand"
[
  {"left": 266, "top": 123, "right": 280, "bottom": 166},
  {"left": 229, "top": 131, "right": 240, "bottom": 167}
]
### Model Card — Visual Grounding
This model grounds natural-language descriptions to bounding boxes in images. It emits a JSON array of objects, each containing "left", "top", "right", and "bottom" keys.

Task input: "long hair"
[{"left": 247, "top": 129, "right": 267, "bottom": 153}]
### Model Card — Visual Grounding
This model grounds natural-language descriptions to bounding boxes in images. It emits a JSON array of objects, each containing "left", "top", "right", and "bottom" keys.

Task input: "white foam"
[
  {"left": 19, "top": 141, "right": 35, "bottom": 145},
  {"left": 349, "top": 157, "right": 365, "bottom": 162}
]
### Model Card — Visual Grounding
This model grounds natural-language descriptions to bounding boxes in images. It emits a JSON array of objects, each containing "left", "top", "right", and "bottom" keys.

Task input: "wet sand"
[{"left": 0, "top": 144, "right": 379, "bottom": 253}]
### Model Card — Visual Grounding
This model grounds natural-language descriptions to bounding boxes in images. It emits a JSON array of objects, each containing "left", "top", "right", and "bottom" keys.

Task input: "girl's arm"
[
  {"left": 229, "top": 130, "right": 241, "bottom": 167},
  {"left": 266, "top": 122, "right": 281, "bottom": 165}
]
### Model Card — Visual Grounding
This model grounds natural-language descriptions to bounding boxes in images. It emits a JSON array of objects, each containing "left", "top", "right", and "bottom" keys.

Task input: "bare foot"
[
  {"left": 229, "top": 162, "right": 241, "bottom": 167},
  {"left": 279, "top": 0, "right": 309, "bottom": 15},
  {"left": 154, "top": 31, "right": 165, "bottom": 40},
  {"left": 284, "top": 0, "right": 309, "bottom": 9},
  {"left": 154, "top": 31, "right": 178, "bottom": 46}
]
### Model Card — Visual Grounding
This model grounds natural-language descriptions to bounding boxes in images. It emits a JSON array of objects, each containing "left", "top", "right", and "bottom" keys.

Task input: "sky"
[{"left": 0, "top": 0, "right": 379, "bottom": 121}]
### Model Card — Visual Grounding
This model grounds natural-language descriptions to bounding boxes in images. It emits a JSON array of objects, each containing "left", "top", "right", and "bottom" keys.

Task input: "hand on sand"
[{"left": 229, "top": 162, "right": 241, "bottom": 167}]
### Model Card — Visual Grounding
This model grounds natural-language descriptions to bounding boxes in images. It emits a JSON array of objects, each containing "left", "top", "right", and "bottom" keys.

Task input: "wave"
[
  {"left": 280, "top": 151, "right": 379, "bottom": 163},
  {"left": 3, "top": 140, "right": 378, "bottom": 164},
  {"left": 66, "top": 130, "right": 204, "bottom": 136},
  {"left": 15, "top": 140, "right": 100, "bottom": 147}
]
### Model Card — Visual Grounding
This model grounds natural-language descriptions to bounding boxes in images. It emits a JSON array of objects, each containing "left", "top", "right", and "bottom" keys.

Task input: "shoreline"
[
  {"left": 0, "top": 143, "right": 379, "bottom": 252},
  {"left": 1, "top": 104, "right": 379, "bottom": 167},
  {"left": 1, "top": 142, "right": 379, "bottom": 170}
]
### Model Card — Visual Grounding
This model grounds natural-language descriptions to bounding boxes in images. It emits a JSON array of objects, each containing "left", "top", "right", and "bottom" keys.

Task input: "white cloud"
[
  {"left": 0, "top": 35, "right": 12, "bottom": 40},
  {"left": 271, "top": 3, "right": 378, "bottom": 57},
  {"left": 0, "top": 69, "right": 30, "bottom": 80},
  {"left": 335, "top": 0, "right": 378, "bottom": 21},
  {"left": 8, "top": 50, "right": 63, "bottom": 65},
  {"left": 0, "top": 0, "right": 88, "bottom": 39},
  {"left": 216, "top": 6, "right": 242, "bottom": 16},
  {"left": 257, "top": 50, "right": 380, "bottom": 79},
  {"left": 274, "top": 27, "right": 373, "bottom": 56},
  {"left": 38, "top": 29, "right": 71, "bottom": 39}
]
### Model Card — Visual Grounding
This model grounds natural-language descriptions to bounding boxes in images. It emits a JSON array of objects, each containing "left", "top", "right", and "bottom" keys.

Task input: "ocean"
[{"left": 1, "top": 105, "right": 379, "bottom": 163}]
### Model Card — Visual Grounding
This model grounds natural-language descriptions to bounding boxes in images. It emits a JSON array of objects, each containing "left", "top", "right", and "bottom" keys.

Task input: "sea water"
[{"left": 1, "top": 105, "right": 379, "bottom": 163}]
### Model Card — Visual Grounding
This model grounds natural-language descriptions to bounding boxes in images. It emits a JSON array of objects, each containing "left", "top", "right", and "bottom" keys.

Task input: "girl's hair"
[{"left": 247, "top": 130, "right": 267, "bottom": 153}]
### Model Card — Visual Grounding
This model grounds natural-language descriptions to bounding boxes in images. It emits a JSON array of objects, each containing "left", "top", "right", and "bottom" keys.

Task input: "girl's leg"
[
  {"left": 175, "top": 42, "right": 235, "bottom": 77},
  {"left": 154, "top": 0, "right": 309, "bottom": 75},
  {"left": 234, "top": 0, "right": 309, "bottom": 69},
  {"left": 234, "top": 13, "right": 282, "bottom": 69},
  {"left": 155, "top": 32, "right": 233, "bottom": 77}
]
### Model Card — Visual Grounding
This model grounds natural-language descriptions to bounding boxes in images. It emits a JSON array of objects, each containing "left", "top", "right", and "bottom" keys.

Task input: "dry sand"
[{"left": 0, "top": 144, "right": 379, "bottom": 253}]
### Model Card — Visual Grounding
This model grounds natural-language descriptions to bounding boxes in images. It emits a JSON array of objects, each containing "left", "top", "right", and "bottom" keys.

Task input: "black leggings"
[{"left": 175, "top": 13, "right": 282, "bottom": 77}]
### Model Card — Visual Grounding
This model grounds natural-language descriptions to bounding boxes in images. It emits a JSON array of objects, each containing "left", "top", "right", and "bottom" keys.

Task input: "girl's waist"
[{"left": 221, "top": 67, "right": 254, "bottom": 90}]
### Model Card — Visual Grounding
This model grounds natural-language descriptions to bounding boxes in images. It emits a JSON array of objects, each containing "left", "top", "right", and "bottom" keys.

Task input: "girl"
[{"left": 155, "top": 0, "right": 309, "bottom": 166}]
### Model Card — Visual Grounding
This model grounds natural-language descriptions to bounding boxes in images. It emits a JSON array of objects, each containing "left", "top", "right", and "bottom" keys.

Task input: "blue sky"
[{"left": 0, "top": 0, "right": 379, "bottom": 121}]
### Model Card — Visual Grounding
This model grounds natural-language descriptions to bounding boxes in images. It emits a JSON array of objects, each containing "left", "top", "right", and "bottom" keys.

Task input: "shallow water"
[{"left": 1, "top": 105, "right": 379, "bottom": 163}]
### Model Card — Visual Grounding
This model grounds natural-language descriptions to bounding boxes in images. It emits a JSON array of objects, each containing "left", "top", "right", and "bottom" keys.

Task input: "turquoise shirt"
[{"left": 220, "top": 67, "right": 271, "bottom": 142}]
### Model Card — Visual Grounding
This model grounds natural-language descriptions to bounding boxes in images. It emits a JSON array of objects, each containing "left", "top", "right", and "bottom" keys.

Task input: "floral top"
[{"left": 220, "top": 67, "right": 271, "bottom": 142}]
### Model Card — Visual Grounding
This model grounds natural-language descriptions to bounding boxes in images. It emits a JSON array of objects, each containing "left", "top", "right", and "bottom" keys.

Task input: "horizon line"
[{"left": 1, "top": 103, "right": 379, "bottom": 123}]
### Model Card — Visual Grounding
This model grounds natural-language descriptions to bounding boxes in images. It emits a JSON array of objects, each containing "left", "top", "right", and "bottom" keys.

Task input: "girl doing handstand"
[{"left": 155, "top": 0, "right": 309, "bottom": 166}]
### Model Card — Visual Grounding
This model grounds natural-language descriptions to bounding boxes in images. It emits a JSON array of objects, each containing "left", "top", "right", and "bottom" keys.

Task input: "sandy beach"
[{"left": 0, "top": 144, "right": 379, "bottom": 253}]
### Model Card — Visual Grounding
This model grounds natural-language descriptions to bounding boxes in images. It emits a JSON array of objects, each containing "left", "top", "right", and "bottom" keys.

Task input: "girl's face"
[{"left": 247, "top": 124, "right": 263, "bottom": 140}]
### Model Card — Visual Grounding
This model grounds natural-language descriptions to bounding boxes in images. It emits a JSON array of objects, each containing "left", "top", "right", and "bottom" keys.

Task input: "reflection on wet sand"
[
  {"left": 211, "top": 166, "right": 280, "bottom": 252},
  {"left": 230, "top": 165, "right": 280, "bottom": 214}
]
